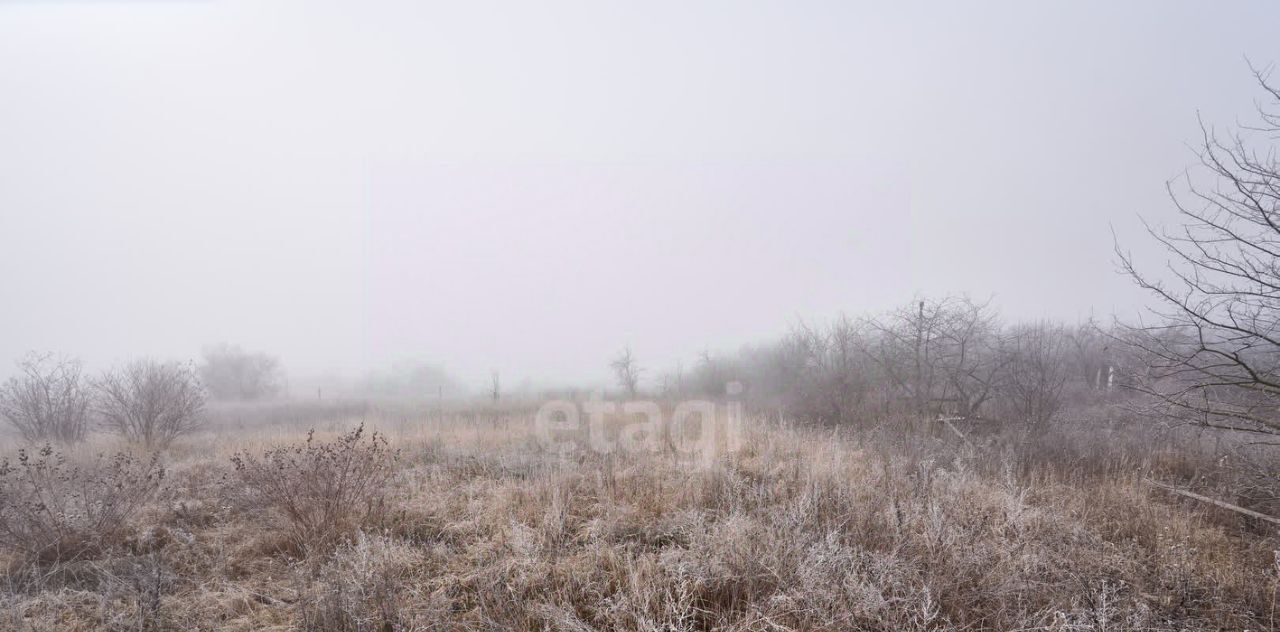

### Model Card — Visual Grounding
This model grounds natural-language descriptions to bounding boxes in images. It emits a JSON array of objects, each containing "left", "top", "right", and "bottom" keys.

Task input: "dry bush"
[
  {"left": 0, "top": 353, "right": 92, "bottom": 444},
  {"left": 0, "top": 446, "right": 165, "bottom": 563},
  {"left": 231, "top": 424, "right": 397, "bottom": 552},
  {"left": 95, "top": 359, "right": 206, "bottom": 449}
]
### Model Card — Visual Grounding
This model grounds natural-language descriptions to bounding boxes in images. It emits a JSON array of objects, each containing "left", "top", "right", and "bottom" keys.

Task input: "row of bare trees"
[
  {"left": 0, "top": 343, "right": 286, "bottom": 447},
  {"left": 817, "top": 299, "right": 1086, "bottom": 427},
  {"left": 0, "top": 354, "right": 205, "bottom": 448},
  {"left": 661, "top": 296, "right": 1108, "bottom": 430}
]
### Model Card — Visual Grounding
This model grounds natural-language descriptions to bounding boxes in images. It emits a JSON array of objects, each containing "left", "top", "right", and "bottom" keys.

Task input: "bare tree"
[
  {"left": 611, "top": 347, "right": 641, "bottom": 397},
  {"left": 784, "top": 316, "right": 875, "bottom": 424},
  {"left": 693, "top": 349, "right": 724, "bottom": 397},
  {"left": 1000, "top": 322, "right": 1071, "bottom": 429},
  {"left": 0, "top": 353, "right": 91, "bottom": 443},
  {"left": 932, "top": 298, "right": 1007, "bottom": 418},
  {"left": 656, "top": 361, "right": 686, "bottom": 398},
  {"left": 864, "top": 296, "right": 1004, "bottom": 417},
  {"left": 1117, "top": 66, "right": 1280, "bottom": 437},
  {"left": 198, "top": 343, "right": 283, "bottom": 401},
  {"left": 96, "top": 360, "right": 206, "bottom": 449},
  {"left": 863, "top": 300, "right": 942, "bottom": 413},
  {"left": 1067, "top": 318, "right": 1112, "bottom": 391}
]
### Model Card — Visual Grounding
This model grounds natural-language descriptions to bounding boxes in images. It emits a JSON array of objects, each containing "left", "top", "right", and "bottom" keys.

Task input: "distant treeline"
[{"left": 656, "top": 296, "right": 1117, "bottom": 429}]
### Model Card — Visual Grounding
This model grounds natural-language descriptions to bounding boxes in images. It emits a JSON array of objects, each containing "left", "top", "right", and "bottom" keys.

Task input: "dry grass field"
[{"left": 0, "top": 400, "right": 1275, "bottom": 631}]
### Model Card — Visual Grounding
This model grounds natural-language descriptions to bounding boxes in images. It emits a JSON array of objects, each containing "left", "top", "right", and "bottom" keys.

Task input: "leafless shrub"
[
  {"left": 0, "top": 353, "right": 92, "bottom": 444},
  {"left": 0, "top": 446, "right": 165, "bottom": 562},
  {"left": 230, "top": 424, "right": 397, "bottom": 552},
  {"left": 95, "top": 359, "right": 206, "bottom": 449}
]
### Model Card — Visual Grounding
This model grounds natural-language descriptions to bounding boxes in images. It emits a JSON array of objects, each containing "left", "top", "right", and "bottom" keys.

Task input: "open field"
[
  {"left": 9, "top": 1, "right": 1280, "bottom": 630},
  {"left": 0, "top": 400, "right": 1275, "bottom": 631}
]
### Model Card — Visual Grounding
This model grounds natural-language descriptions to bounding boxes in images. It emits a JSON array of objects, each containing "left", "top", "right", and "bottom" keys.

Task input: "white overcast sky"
[{"left": 1, "top": 0, "right": 1278, "bottom": 388}]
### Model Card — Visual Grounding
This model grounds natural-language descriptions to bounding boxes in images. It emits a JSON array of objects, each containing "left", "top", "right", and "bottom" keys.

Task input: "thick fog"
[{"left": 1, "top": 0, "right": 1278, "bottom": 390}]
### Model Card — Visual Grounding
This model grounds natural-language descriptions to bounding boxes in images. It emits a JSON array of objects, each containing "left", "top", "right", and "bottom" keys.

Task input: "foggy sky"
[{"left": 2, "top": 1, "right": 1279, "bottom": 389}]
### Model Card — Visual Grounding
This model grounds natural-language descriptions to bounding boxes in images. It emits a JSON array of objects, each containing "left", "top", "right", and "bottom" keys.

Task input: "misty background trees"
[
  {"left": 362, "top": 362, "right": 462, "bottom": 400},
  {"left": 655, "top": 295, "right": 1097, "bottom": 431},
  {"left": 198, "top": 344, "right": 283, "bottom": 401}
]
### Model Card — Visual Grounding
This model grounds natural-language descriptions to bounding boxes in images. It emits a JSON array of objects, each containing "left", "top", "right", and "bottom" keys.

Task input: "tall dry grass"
[{"left": 0, "top": 400, "right": 1274, "bottom": 630}]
